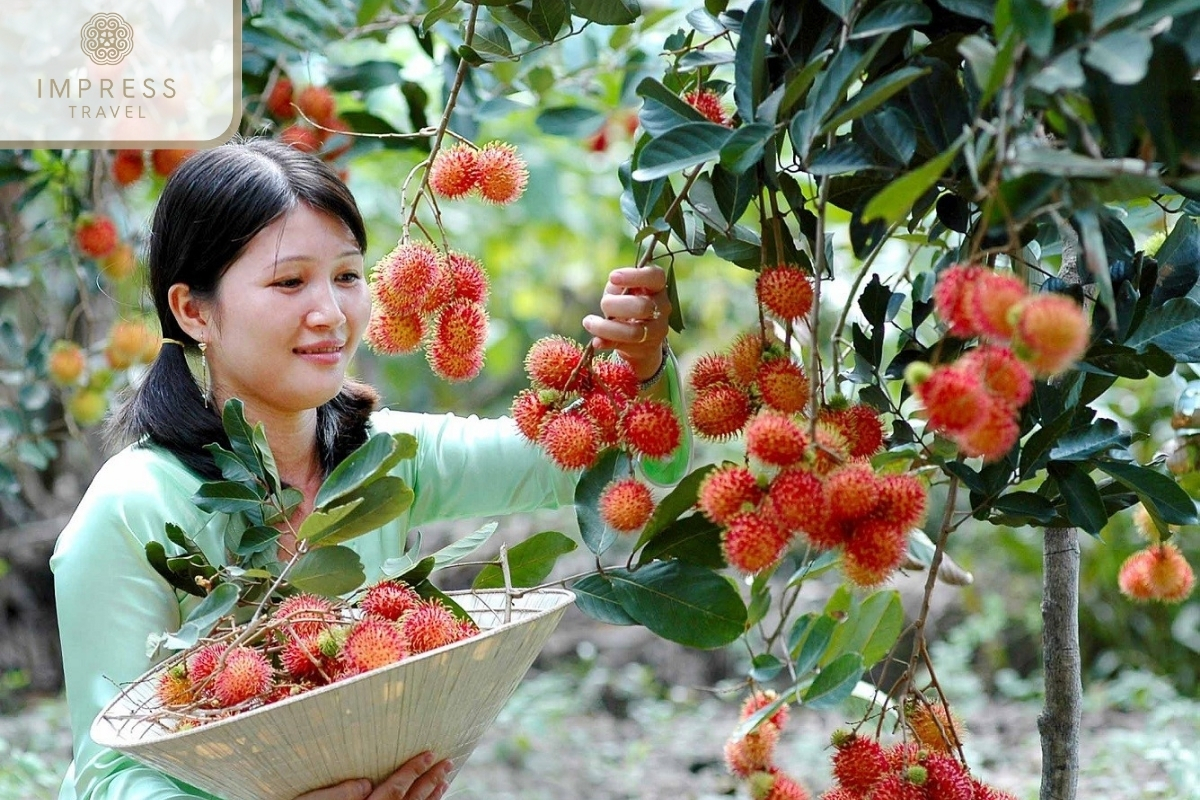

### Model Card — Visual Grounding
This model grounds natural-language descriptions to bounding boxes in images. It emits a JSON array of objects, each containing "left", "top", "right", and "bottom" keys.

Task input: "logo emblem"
[{"left": 80, "top": 13, "right": 134, "bottom": 65}]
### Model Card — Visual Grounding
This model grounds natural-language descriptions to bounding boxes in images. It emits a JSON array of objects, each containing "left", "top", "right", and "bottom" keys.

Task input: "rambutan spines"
[
  {"left": 868, "top": 773, "right": 927, "bottom": 800},
  {"left": 1011, "top": 293, "right": 1090, "bottom": 376},
  {"left": 360, "top": 580, "right": 422, "bottom": 622},
  {"left": 697, "top": 465, "right": 764, "bottom": 525},
  {"left": 753, "top": 771, "right": 811, "bottom": 800},
  {"left": 445, "top": 251, "right": 490, "bottom": 305},
  {"left": 739, "top": 689, "right": 789, "bottom": 731},
  {"left": 831, "top": 733, "right": 889, "bottom": 795},
  {"left": 511, "top": 389, "right": 555, "bottom": 442},
  {"left": 933, "top": 263, "right": 987, "bottom": 338},
  {"left": 907, "top": 700, "right": 965, "bottom": 753},
  {"left": 691, "top": 383, "right": 754, "bottom": 440},
  {"left": 1118, "top": 542, "right": 1195, "bottom": 603},
  {"left": 209, "top": 647, "right": 275, "bottom": 708},
  {"left": 756, "top": 358, "right": 811, "bottom": 415},
  {"left": 403, "top": 600, "right": 468, "bottom": 654},
  {"left": 728, "top": 331, "right": 773, "bottom": 387},
  {"left": 757, "top": 265, "right": 815, "bottom": 322},
  {"left": 764, "top": 468, "right": 841, "bottom": 547},
  {"left": 956, "top": 399, "right": 1020, "bottom": 463},
  {"left": 685, "top": 88, "right": 731, "bottom": 127},
  {"left": 434, "top": 299, "right": 488, "bottom": 355},
  {"left": 525, "top": 335, "right": 586, "bottom": 392},
  {"left": 538, "top": 411, "right": 600, "bottom": 470},
  {"left": 428, "top": 143, "right": 480, "bottom": 200},
  {"left": 922, "top": 753, "right": 974, "bottom": 800},
  {"left": 474, "top": 141, "right": 528, "bottom": 204},
  {"left": 340, "top": 618, "right": 409, "bottom": 675},
  {"left": 374, "top": 240, "right": 443, "bottom": 314},
  {"left": 280, "top": 634, "right": 332, "bottom": 683},
  {"left": 186, "top": 643, "right": 227, "bottom": 687},
  {"left": 915, "top": 366, "right": 990, "bottom": 436},
  {"left": 824, "top": 462, "right": 882, "bottom": 523},
  {"left": 876, "top": 474, "right": 928, "bottom": 531},
  {"left": 971, "top": 271, "right": 1028, "bottom": 340},
  {"left": 721, "top": 511, "right": 792, "bottom": 574},
  {"left": 620, "top": 399, "right": 682, "bottom": 459},
  {"left": 365, "top": 307, "right": 426, "bottom": 355},
  {"left": 822, "top": 404, "right": 886, "bottom": 459},
  {"left": 74, "top": 214, "right": 119, "bottom": 259},
  {"left": 426, "top": 336, "right": 485, "bottom": 382},
  {"left": 274, "top": 593, "right": 336, "bottom": 641},
  {"left": 745, "top": 411, "right": 809, "bottom": 468},
  {"left": 689, "top": 352, "right": 736, "bottom": 392},
  {"left": 961, "top": 345, "right": 1033, "bottom": 408},
  {"left": 155, "top": 667, "right": 194, "bottom": 707},
  {"left": 842, "top": 518, "right": 909, "bottom": 588},
  {"left": 599, "top": 477, "right": 655, "bottom": 532},
  {"left": 591, "top": 357, "right": 640, "bottom": 401},
  {"left": 723, "top": 722, "right": 779, "bottom": 777}
]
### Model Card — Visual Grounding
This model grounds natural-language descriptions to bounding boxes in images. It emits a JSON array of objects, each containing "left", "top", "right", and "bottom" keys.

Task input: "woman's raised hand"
[
  {"left": 294, "top": 752, "right": 452, "bottom": 800},
  {"left": 581, "top": 266, "right": 672, "bottom": 382}
]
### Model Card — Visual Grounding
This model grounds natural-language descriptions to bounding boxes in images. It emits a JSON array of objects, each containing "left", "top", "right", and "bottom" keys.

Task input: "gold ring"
[{"left": 638, "top": 325, "right": 649, "bottom": 344}]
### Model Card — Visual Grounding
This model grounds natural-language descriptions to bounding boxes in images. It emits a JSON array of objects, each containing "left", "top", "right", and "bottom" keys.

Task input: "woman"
[{"left": 51, "top": 139, "right": 680, "bottom": 800}]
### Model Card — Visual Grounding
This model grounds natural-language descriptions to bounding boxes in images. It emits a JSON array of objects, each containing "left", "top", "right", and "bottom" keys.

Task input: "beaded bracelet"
[{"left": 639, "top": 343, "right": 672, "bottom": 392}]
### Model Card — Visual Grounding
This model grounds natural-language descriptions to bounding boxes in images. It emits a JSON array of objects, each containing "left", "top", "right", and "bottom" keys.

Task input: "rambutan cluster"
[
  {"left": 428, "top": 141, "right": 528, "bottom": 205},
  {"left": 1117, "top": 542, "right": 1195, "bottom": 603},
  {"left": 365, "top": 241, "right": 491, "bottom": 382},
  {"left": 511, "top": 336, "right": 684, "bottom": 532},
  {"left": 724, "top": 690, "right": 810, "bottom": 800},
  {"left": 153, "top": 581, "right": 480, "bottom": 724},
  {"left": 695, "top": 397, "right": 925, "bottom": 586},
  {"left": 261, "top": 79, "right": 354, "bottom": 170},
  {"left": 822, "top": 729, "right": 1016, "bottom": 800},
  {"left": 908, "top": 264, "right": 1090, "bottom": 462}
]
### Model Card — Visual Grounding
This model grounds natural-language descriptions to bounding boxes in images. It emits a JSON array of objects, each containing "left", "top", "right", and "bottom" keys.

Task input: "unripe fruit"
[
  {"left": 48, "top": 341, "right": 86, "bottom": 386},
  {"left": 105, "top": 320, "right": 153, "bottom": 369},
  {"left": 68, "top": 390, "right": 107, "bottom": 426},
  {"left": 99, "top": 241, "right": 138, "bottom": 282}
]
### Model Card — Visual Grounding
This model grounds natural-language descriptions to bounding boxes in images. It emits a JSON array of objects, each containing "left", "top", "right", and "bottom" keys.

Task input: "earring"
[{"left": 198, "top": 342, "right": 210, "bottom": 408}]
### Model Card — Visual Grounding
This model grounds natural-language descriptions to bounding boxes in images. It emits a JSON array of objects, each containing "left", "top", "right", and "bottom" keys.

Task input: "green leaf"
[
  {"left": 530, "top": 0, "right": 569, "bottom": 40},
  {"left": 821, "top": 66, "right": 929, "bottom": 134},
  {"left": 1084, "top": 29, "right": 1153, "bottom": 85},
  {"left": 221, "top": 399, "right": 279, "bottom": 494},
  {"left": 1011, "top": 0, "right": 1054, "bottom": 58},
  {"left": 632, "top": 123, "right": 735, "bottom": 181},
  {"left": 850, "top": 1, "right": 932, "bottom": 39},
  {"left": 193, "top": 481, "right": 265, "bottom": 516},
  {"left": 679, "top": 50, "right": 736, "bottom": 70},
  {"left": 206, "top": 444, "right": 258, "bottom": 485},
  {"left": 733, "top": 0, "right": 771, "bottom": 121},
  {"left": 1031, "top": 50, "right": 1085, "bottom": 94},
  {"left": 164, "top": 583, "right": 239, "bottom": 649},
  {"left": 989, "top": 491, "right": 1059, "bottom": 525},
  {"left": 421, "top": 0, "right": 459, "bottom": 33},
  {"left": 607, "top": 561, "right": 747, "bottom": 649},
  {"left": 302, "top": 476, "right": 414, "bottom": 547},
  {"left": 488, "top": 5, "right": 544, "bottom": 43},
  {"left": 571, "top": 0, "right": 640, "bottom": 24},
  {"left": 288, "top": 545, "right": 366, "bottom": 597},
  {"left": 294, "top": 497, "right": 363, "bottom": 544},
  {"left": 636, "top": 78, "right": 706, "bottom": 137},
  {"left": 573, "top": 573, "right": 637, "bottom": 625},
  {"left": 789, "top": 613, "right": 837, "bottom": 675},
  {"left": 230, "top": 525, "right": 280, "bottom": 558},
  {"left": 863, "top": 140, "right": 961, "bottom": 227},
  {"left": 803, "top": 652, "right": 865, "bottom": 709},
  {"left": 828, "top": 590, "right": 904, "bottom": 668},
  {"left": 1048, "top": 420, "right": 1128, "bottom": 461},
  {"left": 819, "top": 0, "right": 854, "bottom": 22},
  {"left": 861, "top": 107, "right": 917, "bottom": 165},
  {"left": 686, "top": 176, "right": 731, "bottom": 232},
  {"left": 576, "top": 449, "right": 629, "bottom": 555},
  {"left": 145, "top": 541, "right": 206, "bottom": 597},
  {"left": 1126, "top": 297, "right": 1200, "bottom": 359},
  {"left": 326, "top": 61, "right": 402, "bottom": 92},
  {"left": 472, "top": 530, "right": 578, "bottom": 588},
  {"left": 719, "top": 123, "right": 774, "bottom": 174},
  {"left": 750, "top": 654, "right": 785, "bottom": 682},
  {"left": 634, "top": 463, "right": 715, "bottom": 551},
  {"left": 432, "top": 521, "right": 498, "bottom": 569},
  {"left": 636, "top": 515, "right": 724, "bottom": 569},
  {"left": 1048, "top": 462, "right": 1108, "bottom": 534},
  {"left": 1095, "top": 461, "right": 1198, "bottom": 525},
  {"left": 468, "top": 21, "right": 514, "bottom": 59},
  {"left": 356, "top": 0, "right": 389, "bottom": 26},
  {"left": 536, "top": 106, "right": 607, "bottom": 137}
]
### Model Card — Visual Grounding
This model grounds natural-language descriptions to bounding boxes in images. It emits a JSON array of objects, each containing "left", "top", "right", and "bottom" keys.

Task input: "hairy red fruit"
[
  {"left": 817, "top": 788, "right": 859, "bottom": 800},
  {"left": 112, "top": 149, "right": 145, "bottom": 186},
  {"left": 685, "top": 88, "right": 730, "bottom": 126},
  {"left": 961, "top": 345, "right": 1033, "bottom": 408},
  {"left": 723, "top": 722, "right": 778, "bottom": 777},
  {"left": 599, "top": 477, "right": 655, "bottom": 532},
  {"left": 511, "top": 389, "right": 555, "bottom": 442},
  {"left": 757, "top": 265, "right": 815, "bottom": 322},
  {"left": 75, "top": 214, "right": 119, "bottom": 259},
  {"left": 365, "top": 308, "right": 426, "bottom": 355},
  {"left": 691, "top": 384, "right": 754, "bottom": 440},
  {"left": 265, "top": 76, "right": 294, "bottom": 118},
  {"left": 274, "top": 593, "right": 336, "bottom": 641},
  {"left": 150, "top": 149, "right": 195, "bottom": 177},
  {"left": 525, "top": 335, "right": 585, "bottom": 392},
  {"left": 877, "top": 474, "right": 928, "bottom": 531},
  {"left": 915, "top": 366, "right": 989, "bottom": 436},
  {"left": 429, "top": 144, "right": 480, "bottom": 201},
  {"left": 278, "top": 124, "right": 321, "bottom": 152},
  {"left": 434, "top": 299, "right": 488, "bottom": 355},
  {"left": 745, "top": 411, "right": 809, "bottom": 468},
  {"left": 933, "top": 263, "right": 987, "bottom": 338},
  {"left": 922, "top": 753, "right": 974, "bottom": 800},
  {"left": 824, "top": 404, "right": 885, "bottom": 458},
  {"left": 831, "top": 733, "right": 889, "bottom": 796},
  {"left": 739, "top": 689, "right": 789, "bottom": 731},
  {"left": 418, "top": 261, "right": 456, "bottom": 315},
  {"left": 591, "top": 357, "right": 640, "bottom": 402},
  {"left": 868, "top": 773, "right": 927, "bottom": 800},
  {"left": 582, "top": 390, "right": 622, "bottom": 447},
  {"left": 186, "top": 644, "right": 227, "bottom": 687},
  {"left": 280, "top": 634, "right": 333, "bottom": 683},
  {"left": 971, "top": 780, "right": 1020, "bottom": 800},
  {"left": 908, "top": 700, "right": 965, "bottom": 753},
  {"left": 689, "top": 352, "right": 736, "bottom": 392},
  {"left": 296, "top": 85, "right": 337, "bottom": 126},
  {"left": 360, "top": 580, "right": 422, "bottom": 622},
  {"left": 374, "top": 240, "right": 443, "bottom": 315},
  {"left": 757, "top": 358, "right": 810, "bottom": 415},
  {"left": 1118, "top": 542, "right": 1195, "bottom": 603},
  {"left": 341, "top": 618, "right": 409, "bottom": 675},
  {"left": 812, "top": 423, "right": 851, "bottom": 476},
  {"left": 155, "top": 665, "right": 193, "bottom": 707},
  {"left": 474, "top": 141, "right": 528, "bottom": 204},
  {"left": 1012, "top": 294, "right": 1090, "bottom": 376},
  {"left": 445, "top": 250, "right": 490, "bottom": 305},
  {"left": 621, "top": 399, "right": 682, "bottom": 459},
  {"left": 825, "top": 462, "right": 882, "bottom": 523},
  {"left": 884, "top": 741, "right": 922, "bottom": 772},
  {"left": 403, "top": 601, "right": 467, "bottom": 654},
  {"left": 426, "top": 336, "right": 484, "bottom": 382},
  {"left": 729, "top": 332, "right": 771, "bottom": 386},
  {"left": 842, "top": 518, "right": 909, "bottom": 588},
  {"left": 211, "top": 647, "right": 274, "bottom": 707},
  {"left": 765, "top": 469, "right": 841, "bottom": 548},
  {"left": 697, "top": 465, "right": 763, "bottom": 525},
  {"left": 752, "top": 770, "right": 811, "bottom": 800},
  {"left": 971, "top": 271, "right": 1028, "bottom": 340},
  {"left": 956, "top": 400, "right": 1020, "bottom": 463},
  {"left": 539, "top": 412, "right": 600, "bottom": 470},
  {"left": 721, "top": 511, "right": 791, "bottom": 574}
]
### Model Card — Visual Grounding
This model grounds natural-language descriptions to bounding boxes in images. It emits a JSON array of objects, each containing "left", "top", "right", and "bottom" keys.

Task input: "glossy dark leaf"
[
  {"left": 636, "top": 514, "right": 724, "bottom": 569},
  {"left": 1047, "top": 462, "right": 1108, "bottom": 534},
  {"left": 636, "top": 78, "right": 706, "bottom": 137},
  {"left": 326, "top": 60, "right": 401, "bottom": 91},
  {"left": 1095, "top": 461, "right": 1198, "bottom": 525},
  {"left": 807, "top": 142, "right": 875, "bottom": 176},
  {"left": 472, "top": 530, "right": 578, "bottom": 589},
  {"left": 576, "top": 449, "right": 629, "bottom": 555},
  {"left": 733, "top": 0, "right": 771, "bottom": 121},
  {"left": 1126, "top": 297, "right": 1200, "bottom": 359},
  {"left": 315, "top": 432, "right": 416, "bottom": 509},
  {"left": 750, "top": 654, "right": 785, "bottom": 682},
  {"left": 634, "top": 463, "right": 716, "bottom": 551},
  {"left": 608, "top": 562, "right": 747, "bottom": 649},
  {"left": 712, "top": 163, "right": 757, "bottom": 225},
  {"left": 850, "top": 0, "right": 931, "bottom": 38},
  {"left": 572, "top": 574, "right": 637, "bottom": 625},
  {"left": 803, "top": 652, "right": 864, "bottom": 709},
  {"left": 1010, "top": 0, "right": 1054, "bottom": 58},
  {"left": 300, "top": 476, "right": 413, "bottom": 547},
  {"left": 536, "top": 106, "right": 607, "bottom": 138},
  {"left": 571, "top": 0, "right": 640, "bottom": 24},
  {"left": 719, "top": 123, "right": 774, "bottom": 174},
  {"left": 205, "top": 444, "right": 258, "bottom": 486},
  {"left": 1151, "top": 215, "right": 1200, "bottom": 306},
  {"left": 1084, "top": 30, "right": 1154, "bottom": 85},
  {"left": 861, "top": 107, "right": 917, "bottom": 165},
  {"left": 788, "top": 613, "right": 837, "bottom": 674},
  {"left": 632, "top": 122, "right": 734, "bottom": 181},
  {"left": 288, "top": 545, "right": 366, "bottom": 597},
  {"left": 821, "top": 66, "right": 929, "bottom": 135},
  {"left": 193, "top": 481, "right": 265, "bottom": 516},
  {"left": 145, "top": 541, "right": 206, "bottom": 597},
  {"left": 989, "top": 492, "right": 1058, "bottom": 525},
  {"left": 1048, "top": 420, "right": 1129, "bottom": 462},
  {"left": 529, "top": 0, "right": 569, "bottom": 40}
]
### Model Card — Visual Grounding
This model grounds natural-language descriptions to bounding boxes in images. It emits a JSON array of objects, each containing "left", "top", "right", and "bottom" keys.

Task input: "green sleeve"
[{"left": 50, "top": 447, "right": 222, "bottom": 800}]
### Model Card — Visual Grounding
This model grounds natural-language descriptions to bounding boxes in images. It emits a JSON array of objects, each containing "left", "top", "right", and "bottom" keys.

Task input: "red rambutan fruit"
[
  {"left": 74, "top": 214, "right": 119, "bottom": 259},
  {"left": 817, "top": 788, "right": 859, "bottom": 800},
  {"left": 739, "top": 689, "right": 789, "bottom": 731},
  {"left": 831, "top": 733, "right": 889, "bottom": 796},
  {"left": 971, "top": 271, "right": 1028, "bottom": 340},
  {"left": 1011, "top": 294, "right": 1090, "bottom": 376},
  {"left": 418, "top": 261, "right": 456, "bottom": 316},
  {"left": 474, "top": 141, "right": 528, "bottom": 204},
  {"left": 746, "top": 411, "right": 809, "bottom": 468},
  {"left": 764, "top": 468, "right": 842, "bottom": 548},
  {"left": 620, "top": 399, "right": 682, "bottom": 459},
  {"left": 150, "top": 149, "right": 195, "bottom": 177},
  {"left": 691, "top": 384, "right": 754, "bottom": 440},
  {"left": 961, "top": 344, "right": 1033, "bottom": 409},
  {"left": 684, "top": 88, "right": 731, "bottom": 126},
  {"left": 956, "top": 400, "right": 1020, "bottom": 463},
  {"left": 842, "top": 518, "right": 909, "bottom": 588},
  {"left": 757, "top": 265, "right": 815, "bottom": 322},
  {"left": 933, "top": 263, "right": 986, "bottom": 338},
  {"left": 265, "top": 76, "right": 294, "bottom": 118},
  {"left": 591, "top": 357, "right": 640, "bottom": 402},
  {"left": 280, "top": 634, "right": 332, "bottom": 683},
  {"left": 721, "top": 512, "right": 792, "bottom": 574},
  {"left": 525, "top": 335, "right": 586, "bottom": 392},
  {"left": 1118, "top": 543, "right": 1195, "bottom": 603},
  {"left": 538, "top": 412, "right": 600, "bottom": 470},
  {"left": 689, "top": 352, "right": 735, "bottom": 392},
  {"left": 434, "top": 299, "right": 489, "bottom": 355},
  {"left": 723, "top": 722, "right": 779, "bottom": 777},
  {"left": 186, "top": 643, "right": 227, "bottom": 687},
  {"left": 825, "top": 404, "right": 886, "bottom": 459},
  {"left": 364, "top": 308, "right": 427, "bottom": 355},
  {"left": 360, "top": 580, "right": 422, "bottom": 622},
  {"left": 426, "top": 336, "right": 485, "bottom": 382},
  {"left": 922, "top": 753, "right": 974, "bottom": 800},
  {"left": 446, "top": 250, "right": 490, "bottom": 305},
  {"left": 756, "top": 358, "right": 811, "bottom": 415},
  {"left": 915, "top": 366, "right": 989, "bottom": 436},
  {"left": 296, "top": 85, "right": 337, "bottom": 126},
  {"left": 155, "top": 664, "right": 193, "bottom": 707},
  {"left": 582, "top": 390, "right": 622, "bottom": 447},
  {"left": 599, "top": 477, "right": 655, "bottom": 532},
  {"left": 876, "top": 474, "right": 928, "bottom": 531},
  {"left": 729, "top": 332, "right": 771, "bottom": 387},
  {"left": 210, "top": 646, "right": 274, "bottom": 707},
  {"left": 812, "top": 423, "right": 851, "bottom": 476},
  {"left": 402, "top": 600, "right": 464, "bottom": 654},
  {"left": 278, "top": 124, "right": 321, "bottom": 152},
  {"left": 884, "top": 741, "right": 922, "bottom": 772},
  {"left": 908, "top": 700, "right": 965, "bottom": 753},
  {"left": 374, "top": 240, "right": 443, "bottom": 315},
  {"left": 428, "top": 144, "right": 480, "bottom": 201},
  {"left": 825, "top": 462, "right": 882, "bottom": 524},
  {"left": 340, "top": 618, "right": 409, "bottom": 675},
  {"left": 511, "top": 389, "right": 555, "bottom": 442},
  {"left": 112, "top": 149, "right": 145, "bottom": 186},
  {"left": 867, "top": 773, "right": 927, "bottom": 800},
  {"left": 274, "top": 593, "right": 336, "bottom": 641},
  {"left": 751, "top": 770, "right": 811, "bottom": 800},
  {"left": 697, "top": 465, "right": 763, "bottom": 525}
]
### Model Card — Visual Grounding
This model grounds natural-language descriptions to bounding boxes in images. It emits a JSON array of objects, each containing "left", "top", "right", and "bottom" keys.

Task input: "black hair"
[{"left": 108, "top": 138, "right": 377, "bottom": 481}]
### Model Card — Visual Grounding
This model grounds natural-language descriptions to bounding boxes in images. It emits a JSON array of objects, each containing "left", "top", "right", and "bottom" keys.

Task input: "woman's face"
[{"left": 202, "top": 203, "right": 370, "bottom": 418}]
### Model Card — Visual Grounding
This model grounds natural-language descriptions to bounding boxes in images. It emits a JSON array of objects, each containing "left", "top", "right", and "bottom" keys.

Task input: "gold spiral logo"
[{"left": 80, "top": 12, "right": 134, "bottom": 66}]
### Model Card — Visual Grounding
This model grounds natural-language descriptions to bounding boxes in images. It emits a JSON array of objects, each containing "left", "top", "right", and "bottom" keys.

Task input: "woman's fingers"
[
  {"left": 293, "top": 778, "right": 373, "bottom": 800},
  {"left": 367, "top": 753, "right": 453, "bottom": 800},
  {"left": 607, "top": 266, "right": 667, "bottom": 294}
]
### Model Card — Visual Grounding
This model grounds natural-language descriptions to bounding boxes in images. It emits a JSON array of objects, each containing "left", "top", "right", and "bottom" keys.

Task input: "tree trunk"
[
  {"left": 0, "top": 516, "right": 68, "bottom": 693},
  {"left": 1038, "top": 525, "right": 1081, "bottom": 800}
]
